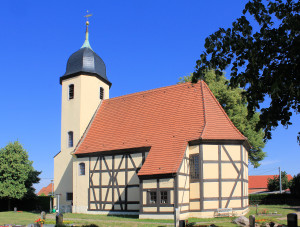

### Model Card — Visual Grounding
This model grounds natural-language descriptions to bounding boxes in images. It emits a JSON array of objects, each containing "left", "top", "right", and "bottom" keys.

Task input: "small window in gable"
[
  {"left": 68, "top": 131, "right": 73, "bottom": 147},
  {"left": 69, "top": 84, "right": 74, "bottom": 100},
  {"left": 79, "top": 163, "right": 85, "bottom": 175},
  {"left": 100, "top": 87, "right": 104, "bottom": 100}
]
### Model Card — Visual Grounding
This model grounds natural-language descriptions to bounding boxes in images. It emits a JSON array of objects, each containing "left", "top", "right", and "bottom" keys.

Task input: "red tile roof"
[
  {"left": 74, "top": 81, "right": 247, "bottom": 176},
  {"left": 37, "top": 183, "right": 53, "bottom": 196},
  {"left": 249, "top": 175, "right": 293, "bottom": 190}
]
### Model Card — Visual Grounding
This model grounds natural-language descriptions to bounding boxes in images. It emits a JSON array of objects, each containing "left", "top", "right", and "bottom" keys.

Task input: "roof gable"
[
  {"left": 74, "top": 81, "right": 246, "bottom": 175},
  {"left": 249, "top": 175, "right": 293, "bottom": 189},
  {"left": 37, "top": 183, "right": 53, "bottom": 196}
]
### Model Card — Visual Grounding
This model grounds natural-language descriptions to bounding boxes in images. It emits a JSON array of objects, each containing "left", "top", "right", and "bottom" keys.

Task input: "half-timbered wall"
[
  {"left": 177, "top": 146, "right": 190, "bottom": 219},
  {"left": 139, "top": 177, "right": 175, "bottom": 219},
  {"left": 73, "top": 150, "right": 148, "bottom": 214},
  {"left": 189, "top": 143, "right": 248, "bottom": 218}
]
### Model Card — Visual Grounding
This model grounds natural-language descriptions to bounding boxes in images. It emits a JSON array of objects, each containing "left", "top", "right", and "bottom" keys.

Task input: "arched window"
[
  {"left": 100, "top": 87, "right": 104, "bottom": 100},
  {"left": 68, "top": 131, "right": 73, "bottom": 147},
  {"left": 69, "top": 84, "right": 74, "bottom": 100},
  {"left": 79, "top": 163, "right": 85, "bottom": 175}
]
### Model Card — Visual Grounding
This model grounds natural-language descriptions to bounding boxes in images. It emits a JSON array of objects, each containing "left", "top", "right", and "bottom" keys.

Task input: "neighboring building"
[
  {"left": 54, "top": 20, "right": 250, "bottom": 219},
  {"left": 37, "top": 183, "right": 53, "bottom": 196},
  {"left": 249, "top": 175, "right": 293, "bottom": 194}
]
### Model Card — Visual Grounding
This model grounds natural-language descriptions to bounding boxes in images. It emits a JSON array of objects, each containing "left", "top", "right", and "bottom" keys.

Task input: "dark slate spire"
[{"left": 60, "top": 16, "right": 111, "bottom": 87}]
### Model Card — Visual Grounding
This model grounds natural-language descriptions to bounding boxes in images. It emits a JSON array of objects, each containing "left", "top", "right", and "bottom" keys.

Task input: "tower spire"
[{"left": 81, "top": 11, "right": 93, "bottom": 49}]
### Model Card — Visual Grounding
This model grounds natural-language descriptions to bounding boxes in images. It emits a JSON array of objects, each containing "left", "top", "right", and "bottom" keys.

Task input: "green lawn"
[
  {"left": 0, "top": 205, "right": 298, "bottom": 226},
  {"left": 0, "top": 211, "right": 41, "bottom": 225}
]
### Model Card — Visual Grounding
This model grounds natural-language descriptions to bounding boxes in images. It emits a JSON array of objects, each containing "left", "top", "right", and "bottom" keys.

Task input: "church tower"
[{"left": 54, "top": 17, "right": 112, "bottom": 212}]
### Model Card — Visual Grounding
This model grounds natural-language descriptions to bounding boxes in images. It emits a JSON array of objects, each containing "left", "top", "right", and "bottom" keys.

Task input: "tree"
[
  {"left": 267, "top": 171, "right": 291, "bottom": 191},
  {"left": 0, "top": 141, "right": 40, "bottom": 210},
  {"left": 24, "top": 169, "right": 41, "bottom": 199},
  {"left": 290, "top": 173, "right": 300, "bottom": 198},
  {"left": 179, "top": 70, "right": 265, "bottom": 167},
  {"left": 193, "top": 0, "right": 300, "bottom": 143}
]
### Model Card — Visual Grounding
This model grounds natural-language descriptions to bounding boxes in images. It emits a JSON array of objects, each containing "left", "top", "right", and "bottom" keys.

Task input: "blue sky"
[{"left": 0, "top": 0, "right": 299, "bottom": 192}]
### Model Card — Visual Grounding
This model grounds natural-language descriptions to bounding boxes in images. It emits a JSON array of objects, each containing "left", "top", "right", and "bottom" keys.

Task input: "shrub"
[
  {"left": 249, "top": 193, "right": 300, "bottom": 205},
  {"left": 290, "top": 173, "right": 300, "bottom": 198}
]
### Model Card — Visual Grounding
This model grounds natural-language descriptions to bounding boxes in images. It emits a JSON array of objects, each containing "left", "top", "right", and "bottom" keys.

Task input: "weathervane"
[
  {"left": 81, "top": 10, "right": 93, "bottom": 49},
  {"left": 84, "top": 10, "right": 92, "bottom": 25}
]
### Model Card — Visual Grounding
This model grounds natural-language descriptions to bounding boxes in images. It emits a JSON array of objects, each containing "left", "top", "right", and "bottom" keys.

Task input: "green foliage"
[
  {"left": 179, "top": 70, "right": 265, "bottom": 167},
  {"left": 0, "top": 196, "right": 52, "bottom": 212},
  {"left": 290, "top": 173, "right": 300, "bottom": 198},
  {"left": 267, "top": 171, "right": 291, "bottom": 191},
  {"left": 24, "top": 169, "right": 41, "bottom": 199},
  {"left": 249, "top": 193, "right": 300, "bottom": 205},
  {"left": 193, "top": 0, "right": 300, "bottom": 144},
  {"left": 0, "top": 141, "right": 41, "bottom": 205}
]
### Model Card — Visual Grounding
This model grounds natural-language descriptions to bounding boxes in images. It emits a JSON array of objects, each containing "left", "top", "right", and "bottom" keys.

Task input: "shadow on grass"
[
  {"left": 107, "top": 214, "right": 139, "bottom": 219},
  {"left": 185, "top": 223, "right": 217, "bottom": 227}
]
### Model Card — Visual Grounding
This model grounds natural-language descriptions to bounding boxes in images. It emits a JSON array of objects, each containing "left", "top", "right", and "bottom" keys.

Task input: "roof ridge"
[
  {"left": 199, "top": 81, "right": 207, "bottom": 138},
  {"left": 201, "top": 81, "right": 246, "bottom": 140},
  {"left": 106, "top": 82, "right": 192, "bottom": 102}
]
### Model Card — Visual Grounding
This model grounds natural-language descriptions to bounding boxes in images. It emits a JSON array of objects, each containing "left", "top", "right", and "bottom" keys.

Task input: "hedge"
[
  {"left": 249, "top": 193, "right": 300, "bottom": 205},
  {"left": 0, "top": 196, "right": 53, "bottom": 212}
]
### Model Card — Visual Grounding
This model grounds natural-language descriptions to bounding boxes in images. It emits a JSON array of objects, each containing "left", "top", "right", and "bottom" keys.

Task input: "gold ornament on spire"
[{"left": 84, "top": 10, "right": 92, "bottom": 25}]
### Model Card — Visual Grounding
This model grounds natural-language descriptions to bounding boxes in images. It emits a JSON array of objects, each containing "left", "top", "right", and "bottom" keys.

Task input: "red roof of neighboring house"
[
  {"left": 37, "top": 183, "right": 53, "bottom": 196},
  {"left": 249, "top": 175, "right": 293, "bottom": 190},
  {"left": 74, "top": 81, "right": 246, "bottom": 176}
]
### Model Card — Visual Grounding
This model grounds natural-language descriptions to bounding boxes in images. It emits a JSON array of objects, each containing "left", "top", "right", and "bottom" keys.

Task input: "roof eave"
[{"left": 60, "top": 71, "right": 112, "bottom": 88}]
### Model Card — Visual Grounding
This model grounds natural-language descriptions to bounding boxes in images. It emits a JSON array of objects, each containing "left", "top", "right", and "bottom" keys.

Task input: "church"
[{"left": 54, "top": 19, "right": 249, "bottom": 219}]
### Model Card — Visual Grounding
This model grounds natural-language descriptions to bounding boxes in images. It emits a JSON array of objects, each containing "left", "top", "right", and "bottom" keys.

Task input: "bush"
[
  {"left": 0, "top": 195, "right": 52, "bottom": 211},
  {"left": 290, "top": 173, "right": 300, "bottom": 198},
  {"left": 249, "top": 193, "right": 300, "bottom": 205}
]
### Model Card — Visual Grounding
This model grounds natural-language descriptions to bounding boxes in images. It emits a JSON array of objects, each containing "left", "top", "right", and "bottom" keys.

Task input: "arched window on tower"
[
  {"left": 68, "top": 131, "right": 73, "bottom": 147},
  {"left": 79, "top": 163, "right": 85, "bottom": 175},
  {"left": 69, "top": 84, "right": 74, "bottom": 100},
  {"left": 100, "top": 87, "right": 104, "bottom": 100}
]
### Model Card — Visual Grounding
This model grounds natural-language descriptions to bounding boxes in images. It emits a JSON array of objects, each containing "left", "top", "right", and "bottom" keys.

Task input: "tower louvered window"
[
  {"left": 68, "top": 131, "right": 73, "bottom": 147},
  {"left": 100, "top": 87, "right": 104, "bottom": 100},
  {"left": 69, "top": 84, "right": 74, "bottom": 99}
]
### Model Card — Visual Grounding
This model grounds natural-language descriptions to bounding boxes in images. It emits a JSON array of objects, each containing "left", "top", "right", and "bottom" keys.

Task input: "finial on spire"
[{"left": 81, "top": 10, "right": 93, "bottom": 49}]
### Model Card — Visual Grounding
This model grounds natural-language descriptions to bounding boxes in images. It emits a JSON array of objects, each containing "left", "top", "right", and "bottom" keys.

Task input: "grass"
[
  {"left": 0, "top": 205, "right": 299, "bottom": 226},
  {"left": 246, "top": 205, "right": 300, "bottom": 226},
  {"left": 0, "top": 211, "right": 42, "bottom": 225}
]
